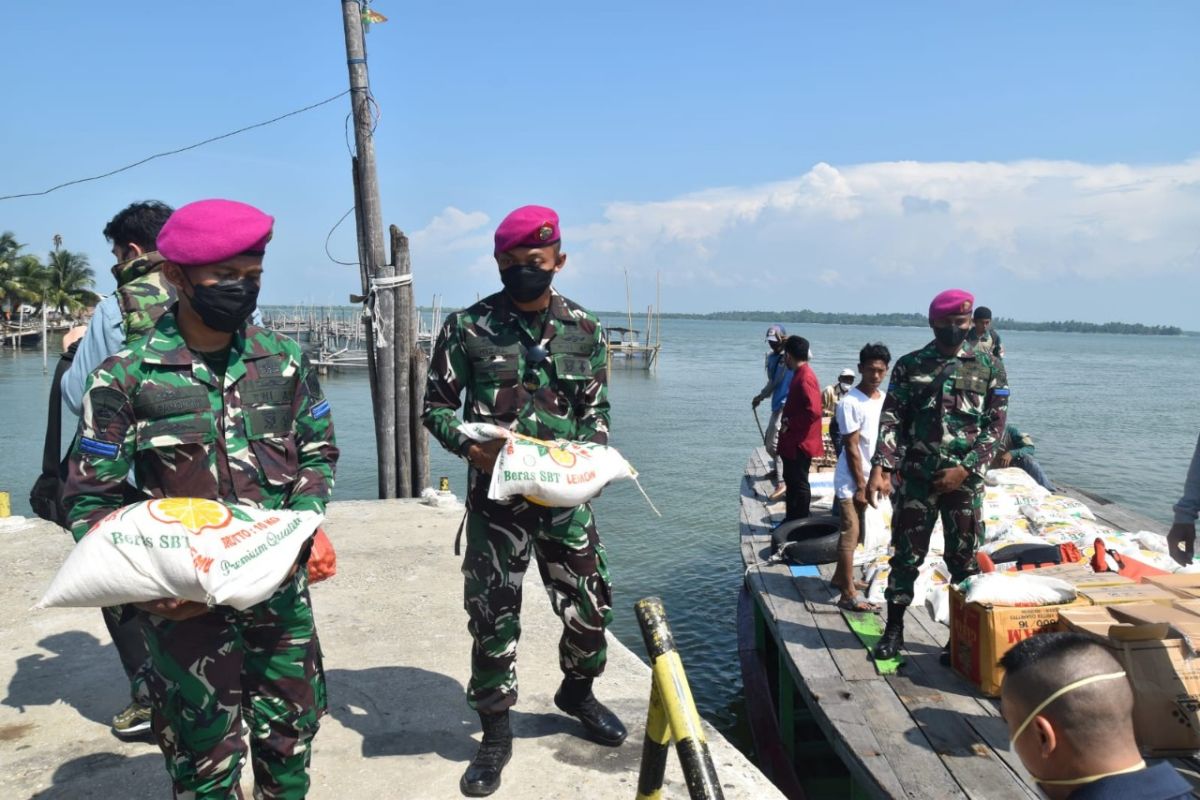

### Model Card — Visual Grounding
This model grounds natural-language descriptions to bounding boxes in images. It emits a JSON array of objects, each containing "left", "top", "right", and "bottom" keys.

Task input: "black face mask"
[
  {"left": 933, "top": 324, "right": 969, "bottom": 349},
  {"left": 186, "top": 276, "right": 260, "bottom": 333},
  {"left": 500, "top": 263, "right": 554, "bottom": 303}
]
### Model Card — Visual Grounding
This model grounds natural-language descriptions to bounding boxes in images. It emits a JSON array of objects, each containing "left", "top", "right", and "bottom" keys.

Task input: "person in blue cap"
[{"left": 752, "top": 324, "right": 792, "bottom": 492}]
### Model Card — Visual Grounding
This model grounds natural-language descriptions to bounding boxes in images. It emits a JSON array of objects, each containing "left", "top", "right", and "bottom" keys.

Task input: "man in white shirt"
[{"left": 831, "top": 343, "right": 891, "bottom": 610}]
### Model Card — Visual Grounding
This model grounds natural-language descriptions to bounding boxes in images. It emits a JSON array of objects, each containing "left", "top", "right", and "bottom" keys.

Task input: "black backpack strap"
[{"left": 29, "top": 342, "right": 78, "bottom": 528}]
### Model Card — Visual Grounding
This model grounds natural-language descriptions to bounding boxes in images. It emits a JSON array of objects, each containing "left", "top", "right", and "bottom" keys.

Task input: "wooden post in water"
[
  {"left": 411, "top": 345, "right": 430, "bottom": 496},
  {"left": 390, "top": 226, "right": 413, "bottom": 497},
  {"left": 341, "top": 1, "right": 396, "bottom": 498}
]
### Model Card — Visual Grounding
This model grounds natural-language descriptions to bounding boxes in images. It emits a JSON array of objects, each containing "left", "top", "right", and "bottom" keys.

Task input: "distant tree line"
[
  {"left": 0, "top": 231, "right": 97, "bottom": 321},
  {"left": 650, "top": 309, "right": 1183, "bottom": 336}
]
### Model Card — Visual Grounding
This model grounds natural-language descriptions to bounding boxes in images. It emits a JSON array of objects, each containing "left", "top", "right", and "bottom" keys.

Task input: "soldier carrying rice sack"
[
  {"left": 64, "top": 199, "right": 338, "bottom": 799},
  {"left": 423, "top": 204, "right": 626, "bottom": 797}
]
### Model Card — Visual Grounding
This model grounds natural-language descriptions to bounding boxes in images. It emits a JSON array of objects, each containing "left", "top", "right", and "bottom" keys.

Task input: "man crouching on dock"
[
  {"left": 867, "top": 289, "right": 1008, "bottom": 660},
  {"left": 422, "top": 205, "right": 626, "bottom": 797}
]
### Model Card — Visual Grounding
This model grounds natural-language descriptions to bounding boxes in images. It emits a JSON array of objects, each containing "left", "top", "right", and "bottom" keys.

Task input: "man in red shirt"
[{"left": 776, "top": 336, "right": 824, "bottom": 521}]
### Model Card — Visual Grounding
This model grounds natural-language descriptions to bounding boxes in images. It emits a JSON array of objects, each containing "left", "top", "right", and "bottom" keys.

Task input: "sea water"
[{"left": 2, "top": 317, "right": 1196, "bottom": 741}]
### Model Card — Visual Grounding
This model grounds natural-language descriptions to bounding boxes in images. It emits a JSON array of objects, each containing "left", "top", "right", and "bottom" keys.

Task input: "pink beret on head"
[
  {"left": 493, "top": 205, "right": 560, "bottom": 255},
  {"left": 157, "top": 199, "right": 274, "bottom": 267},
  {"left": 928, "top": 289, "right": 974, "bottom": 322}
]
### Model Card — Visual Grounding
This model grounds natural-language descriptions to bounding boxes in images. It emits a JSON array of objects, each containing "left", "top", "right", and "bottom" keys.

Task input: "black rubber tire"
[{"left": 771, "top": 515, "right": 841, "bottom": 565}]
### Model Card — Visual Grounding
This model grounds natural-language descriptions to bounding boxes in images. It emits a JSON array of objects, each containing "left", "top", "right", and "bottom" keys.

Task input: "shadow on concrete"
[
  {"left": 2, "top": 631, "right": 128, "bottom": 727},
  {"left": 326, "top": 666, "right": 608, "bottom": 764},
  {"left": 327, "top": 666, "right": 477, "bottom": 761},
  {"left": 28, "top": 751, "right": 164, "bottom": 799}
]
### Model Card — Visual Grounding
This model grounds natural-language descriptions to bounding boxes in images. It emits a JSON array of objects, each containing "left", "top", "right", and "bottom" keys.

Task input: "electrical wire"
[
  {"left": 324, "top": 206, "right": 360, "bottom": 266},
  {"left": 0, "top": 90, "right": 350, "bottom": 201}
]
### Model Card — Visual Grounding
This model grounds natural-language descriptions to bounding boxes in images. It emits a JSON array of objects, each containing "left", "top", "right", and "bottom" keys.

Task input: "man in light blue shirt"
[{"left": 752, "top": 324, "right": 793, "bottom": 490}]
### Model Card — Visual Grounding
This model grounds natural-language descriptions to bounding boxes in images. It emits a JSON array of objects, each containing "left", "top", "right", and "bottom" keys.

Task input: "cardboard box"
[
  {"left": 1024, "top": 563, "right": 1133, "bottom": 588},
  {"left": 1173, "top": 599, "right": 1200, "bottom": 618},
  {"left": 1080, "top": 584, "right": 1178, "bottom": 607},
  {"left": 1059, "top": 604, "right": 1200, "bottom": 755},
  {"left": 1144, "top": 573, "right": 1200, "bottom": 600},
  {"left": 949, "top": 585, "right": 1079, "bottom": 697}
]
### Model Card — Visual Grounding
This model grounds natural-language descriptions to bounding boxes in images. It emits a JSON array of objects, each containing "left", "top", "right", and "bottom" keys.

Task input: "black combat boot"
[
  {"left": 554, "top": 676, "right": 627, "bottom": 746},
  {"left": 873, "top": 602, "right": 907, "bottom": 660},
  {"left": 460, "top": 711, "right": 512, "bottom": 797}
]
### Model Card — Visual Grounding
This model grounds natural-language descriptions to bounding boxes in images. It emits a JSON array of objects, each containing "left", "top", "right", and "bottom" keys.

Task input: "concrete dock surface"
[{"left": 1, "top": 499, "right": 782, "bottom": 799}]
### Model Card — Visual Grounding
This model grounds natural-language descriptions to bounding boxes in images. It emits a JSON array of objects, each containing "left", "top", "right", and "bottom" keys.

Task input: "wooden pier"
[{"left": 738, "top": 446, "right": 1200, "bottom": 799}]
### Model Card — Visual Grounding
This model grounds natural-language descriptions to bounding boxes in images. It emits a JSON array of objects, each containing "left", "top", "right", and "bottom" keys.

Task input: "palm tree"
[
  {"left": 43, "top": 248, "right": 98, "bottom": 317},
  {"left": 0, "top": 232, "right": 43, "bottom": 320}
]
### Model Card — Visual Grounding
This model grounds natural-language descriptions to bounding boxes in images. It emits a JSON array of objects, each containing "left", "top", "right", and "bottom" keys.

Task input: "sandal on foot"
[{"left": 836, "top": 596, "right": 876, "bottom": 613}]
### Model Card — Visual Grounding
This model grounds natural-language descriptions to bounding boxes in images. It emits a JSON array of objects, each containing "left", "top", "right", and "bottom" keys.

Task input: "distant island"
[{"left": 641, "top": 310, "right": 1184, "bottom": 336}]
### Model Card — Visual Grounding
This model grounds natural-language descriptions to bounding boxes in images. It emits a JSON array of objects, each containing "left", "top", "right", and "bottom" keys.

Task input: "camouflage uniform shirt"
[
  {"left": 423, "top": 289, "right": 610, "bottom": 457},
  {"left": 64, "top": 308, "right": 338, "bottom": 541},
  {"left": 872, "top": 341, "right": 1009, "bottom": 481}
]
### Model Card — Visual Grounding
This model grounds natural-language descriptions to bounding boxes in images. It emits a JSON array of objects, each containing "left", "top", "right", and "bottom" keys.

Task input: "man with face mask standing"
[
  {"left": 867, "top": 289, "right": 1008, "bottom": 660},
  {"left": 63, "top": 199, "right": 338, "bottom": 799},
  {"left": 57, "top": 200, "right": 175, "bottom": 741},
  {"left": 423, "top": 205, "right": 623, "bottom": 797}
]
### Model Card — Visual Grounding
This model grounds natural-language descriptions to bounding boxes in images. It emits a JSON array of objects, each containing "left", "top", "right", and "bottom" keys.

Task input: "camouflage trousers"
[
  {"left": 143, "top": 570, "right": 326, "bottom": 800},
  {"left": 101, "top": 603, "right": 151, "bottom": 704},
  {"left": 463, "top": 499, "right": 613, "bottom": 714},
  {"left": 884, "top": 475, "right": 983, "bottom": 607}
]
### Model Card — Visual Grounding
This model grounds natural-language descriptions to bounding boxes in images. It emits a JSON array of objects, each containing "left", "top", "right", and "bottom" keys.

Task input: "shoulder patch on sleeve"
[
  {"left": 311, "top": 399, "right": 331, "bottom": 419},
  {"left": 79, "top": 436, "right": 120, "bottom": 459},
  {"left": 993, "top": 388, "right": 1011, "bottom": 397},
  {"left": 90, "top": 386, "right": 128, "bottom": 428}
]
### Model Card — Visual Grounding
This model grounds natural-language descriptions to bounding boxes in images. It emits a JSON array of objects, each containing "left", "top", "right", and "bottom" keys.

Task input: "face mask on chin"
[
  {"left": 185, "top": 274, "right": 260, "bottom": 333},
  {"left": 933, "top": 324, "right": 969, "bottom": 348},
  {"left": 500, "top": 263, "right": 554, "bottom": 304}
]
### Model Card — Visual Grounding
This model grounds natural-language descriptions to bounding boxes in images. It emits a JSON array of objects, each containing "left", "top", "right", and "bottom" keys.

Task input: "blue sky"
[{"left": 2, "top": 2, "right": 1197, "bottom": 326}]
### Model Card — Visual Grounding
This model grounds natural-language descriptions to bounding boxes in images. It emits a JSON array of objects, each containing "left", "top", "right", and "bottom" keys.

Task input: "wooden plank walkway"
[{"left": 741, "top": 447, "right": 1151, "bottom": 800}]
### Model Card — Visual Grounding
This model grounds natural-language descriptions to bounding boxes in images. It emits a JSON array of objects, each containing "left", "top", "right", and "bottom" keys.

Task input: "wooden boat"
[{"left": 738, "top": 446, "right": 1200, "bottom": 799}]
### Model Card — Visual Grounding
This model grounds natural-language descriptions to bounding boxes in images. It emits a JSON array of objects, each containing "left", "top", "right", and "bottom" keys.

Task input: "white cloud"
[
  {"left": 409, "top": 206, "right": 490, "bottom": 253},
  {"left": 408, "top": 159, "right": 1200, "bottom": 324}
]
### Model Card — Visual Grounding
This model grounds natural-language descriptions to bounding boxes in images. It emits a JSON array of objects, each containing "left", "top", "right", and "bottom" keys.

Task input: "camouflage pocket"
[
  {"left": 248, "top": 432, "right": 299, "bottom": 486},
  {"left": 135, "top": 415, "right": 215, "bottom": 449}
]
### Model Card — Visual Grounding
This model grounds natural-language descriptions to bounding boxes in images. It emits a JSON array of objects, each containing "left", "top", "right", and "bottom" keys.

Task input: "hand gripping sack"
[
  {"left": 37, "top": 498, "right": 322, "bottom": 611},
  {"left": 460, "top": 423, "right": 659, "bottom": 513}
]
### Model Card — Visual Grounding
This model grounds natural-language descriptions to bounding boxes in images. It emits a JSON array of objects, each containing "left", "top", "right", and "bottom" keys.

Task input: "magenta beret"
[
  {"left": 157, "top": 199, "right": 274, "bottom": 267},
  {"left": 493, "top": 205, "right": 560, "bottom": 255},
  {"left": 928, "top": 289, "right": 974, "bottom": 322}
]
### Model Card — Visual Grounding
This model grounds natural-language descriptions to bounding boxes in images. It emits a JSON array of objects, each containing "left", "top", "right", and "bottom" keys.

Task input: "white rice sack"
[
  {"left": 853, "top": 497, "right": 892, "bottom": 564},
  {"left": 1023, "top": 494, "right": 1097, "bottom": 526},
  {"left": 866, "top": 567, "right": 890, "bottom": 605},
  {"left": 460, "top": 423, "right": 654, "bottom": 511},
  {"left": 987, "top": 467, "right": 1046, "bottom": 492},
  {"left": 961, "top": 572, "right": 1077, "bottom": 607},
  {"left": 1133, "top": 531, "right": 1169, "bottom": 555},
  {"left": 926, "top": 583, "right": 951, "bottom": 625},
  {"left": 38, "top": 499, "right": 321, "bottom": 611}
]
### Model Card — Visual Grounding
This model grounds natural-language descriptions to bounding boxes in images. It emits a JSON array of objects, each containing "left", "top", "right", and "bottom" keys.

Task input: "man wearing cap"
[
  {"left": 63, "top": 199, "right": 338, "bottom": 799},
  {"left": 867, "top": 289, "right": 1008, "bottom": 660},
  {"left": 968, "top": 305, "right": 1004, "bottom": 358},
  {"left": 823, "top": 367, "right": 856, "bottom": 458},
  {"left": 423, "top": 205, "right": 624, "bottom": 797},
  {"left": 752, "top": 324, "right": 792, "bottom": 490}
]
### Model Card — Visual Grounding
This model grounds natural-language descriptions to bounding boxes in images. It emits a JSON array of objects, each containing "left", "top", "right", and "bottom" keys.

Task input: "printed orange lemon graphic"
[
  {"left": 548, "top": 447, "right": 577, "bottom": 468},
  {"left": 148, "top": 498, "right": 233, "bottom": 534}
]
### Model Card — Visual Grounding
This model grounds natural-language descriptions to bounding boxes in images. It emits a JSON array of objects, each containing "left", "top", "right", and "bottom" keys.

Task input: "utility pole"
[{"left": 341, "top": 0, "right": 397, "bottom": 498}]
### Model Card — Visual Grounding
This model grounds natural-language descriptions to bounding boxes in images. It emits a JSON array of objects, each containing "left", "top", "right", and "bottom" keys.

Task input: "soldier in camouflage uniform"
[
  {"left": 967, "top": 305, "right": 1004, "bottom": 358},
  {"left": 60, "top": 200, "right": 176, "bottom": 740},
  {"left": 867, "top": 289, "right": 1008, "bottom": 660},
  {"left": 64, "top": 199, "right": 338, "bottom": 799},
  {"left": 423, "top": 205, "right": 626, "bottom": 797}
]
